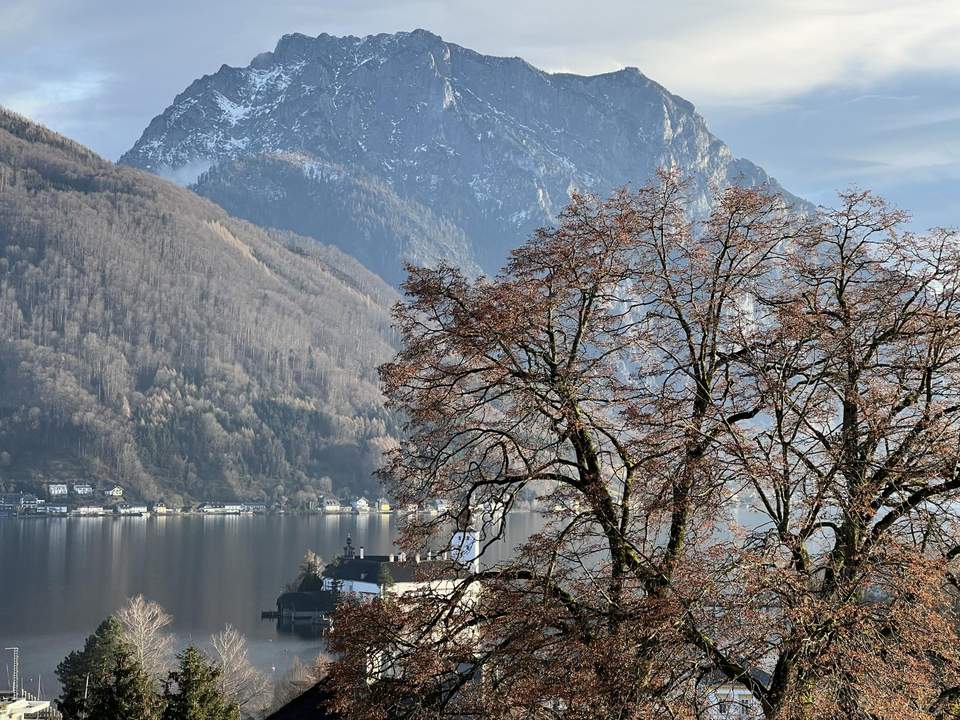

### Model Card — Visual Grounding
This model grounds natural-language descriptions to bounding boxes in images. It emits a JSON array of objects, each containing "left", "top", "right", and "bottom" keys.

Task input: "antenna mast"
[{"left": 4, "top": 648, "right": 19, "bottom": 698}]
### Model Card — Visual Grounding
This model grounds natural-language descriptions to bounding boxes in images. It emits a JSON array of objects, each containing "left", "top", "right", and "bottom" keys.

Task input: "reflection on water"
[
  {"left": 0, "top": 512, "right": 543, "bottom": 696},
  {"left": 0, "top": 505, "right": 784, "bottom": 697}
]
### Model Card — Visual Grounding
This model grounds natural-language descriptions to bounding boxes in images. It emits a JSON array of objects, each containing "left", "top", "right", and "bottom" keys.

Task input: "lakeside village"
[{"left": 0, "top": 482, "right": 464, "bottom": 519}]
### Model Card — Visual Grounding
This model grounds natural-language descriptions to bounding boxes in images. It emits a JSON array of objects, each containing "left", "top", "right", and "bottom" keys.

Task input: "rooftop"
[{"left": 323, "top": 556, "right": 457, "bottom": 584}]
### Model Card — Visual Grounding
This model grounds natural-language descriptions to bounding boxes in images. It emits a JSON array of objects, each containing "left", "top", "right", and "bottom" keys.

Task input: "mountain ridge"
[{"left": 121, "top": 29, "right": 797, "bottom": 279}]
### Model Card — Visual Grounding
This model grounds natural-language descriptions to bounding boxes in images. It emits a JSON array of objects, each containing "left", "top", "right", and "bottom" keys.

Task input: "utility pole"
[{"left": 4, "top": 648, "right": 19, "bottom": 698}]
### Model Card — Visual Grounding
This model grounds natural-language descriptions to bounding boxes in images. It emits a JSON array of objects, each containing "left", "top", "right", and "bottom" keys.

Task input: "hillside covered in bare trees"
[{"left": 0, "top": 109, "right": 399, "bottom": 502}]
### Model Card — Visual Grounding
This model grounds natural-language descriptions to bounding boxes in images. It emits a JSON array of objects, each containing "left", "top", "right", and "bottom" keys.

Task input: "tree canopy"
[{"left": 329, "top": 171, "right": 960, "bottom": 720}]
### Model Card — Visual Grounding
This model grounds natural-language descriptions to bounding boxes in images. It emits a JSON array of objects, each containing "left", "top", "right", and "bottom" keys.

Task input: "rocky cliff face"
[{"left": 122, "top": 29, "right": 792, "bottom": 279}]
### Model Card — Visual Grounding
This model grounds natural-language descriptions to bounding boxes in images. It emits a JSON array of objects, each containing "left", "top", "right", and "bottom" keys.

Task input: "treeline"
[
  {"left": 56, "top": 595, "right": 313, "bottom": 719},
  {"left": 0, "top": 108, "right": 400, "bottom": 501}
]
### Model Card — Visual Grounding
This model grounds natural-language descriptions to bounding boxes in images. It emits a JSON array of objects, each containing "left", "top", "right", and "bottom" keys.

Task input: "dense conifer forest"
[{"left": 0, "top": 109, "right": 399, "bottom": 503}]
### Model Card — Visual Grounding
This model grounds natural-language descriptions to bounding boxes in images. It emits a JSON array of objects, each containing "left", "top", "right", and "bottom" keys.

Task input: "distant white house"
[
  {"left": 38, "top": 505, "right": 68, "bottom": 515},
  {"left": 322, "top": 497, "right": 344, "bottom": 514},
  {"left": 351, "top": 497, "right": 370, "bottom": 514},
  {"left": 72, "top": 483, "right": 94, "bottom": 496},
  {"left": 197, "top": 502, "right": 243, "bottom": 514},
  {"left": 46, "top": 483, "right": 68, "bottom": 497},
  {"left": 104, "top": 486, "right": 124, "bottom": 498},
  {"left": 74, "top": 505, "right": 106, "bottom": 516},
  {"left": 115, "top": 503, "right": 148, "bottom": 516}
]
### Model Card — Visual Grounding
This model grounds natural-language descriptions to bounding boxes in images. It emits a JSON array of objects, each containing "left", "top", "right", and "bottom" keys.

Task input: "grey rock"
[{"left": 122, "top": 29, "right": 796, "bottom": 280}]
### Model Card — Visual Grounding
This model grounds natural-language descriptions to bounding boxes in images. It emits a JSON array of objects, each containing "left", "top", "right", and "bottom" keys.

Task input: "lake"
[{"left": 0, "top": 512, "right": 544, "bottom": 699}]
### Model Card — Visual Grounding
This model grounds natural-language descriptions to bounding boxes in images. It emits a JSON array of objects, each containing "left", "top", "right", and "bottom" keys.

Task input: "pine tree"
[
  {"left": 56, "top": 616, "right": 129, "bottom": 720},
  {"left": 162, "top": 646, "right": 234, "bottom": 720},
  {"left": 87, "top": 649, "right": 160, "bottom": 720}
]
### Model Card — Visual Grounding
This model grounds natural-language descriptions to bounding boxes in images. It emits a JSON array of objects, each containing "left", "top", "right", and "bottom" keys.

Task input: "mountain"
[
  {"left": 0, "top": 108, "right": 399, "bottom": 503},
  {"left": 121, "top": 29, "right": 794, "bottom": 280},
  {"left": 193, "top": 153, "right": 480, "bottom": 285}
]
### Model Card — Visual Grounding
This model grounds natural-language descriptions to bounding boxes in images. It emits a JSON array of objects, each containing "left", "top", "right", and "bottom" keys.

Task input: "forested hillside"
[
  {"left": 0, "top": 108, "right": 399, "bottom": 503},
  {"left": 195, "top": 154, "right": 480, "bottom": 285}
]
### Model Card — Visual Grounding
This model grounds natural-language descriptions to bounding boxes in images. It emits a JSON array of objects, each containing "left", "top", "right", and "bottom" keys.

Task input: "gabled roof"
[
  {"left": 277, "top": 591, "right": 339, "bottom": 613},
  {"left": 323, "top": 556, "right": 458, "bottom": 584},
  {"left": 265, "top": 679, "right": 338, "bottom": 720}
]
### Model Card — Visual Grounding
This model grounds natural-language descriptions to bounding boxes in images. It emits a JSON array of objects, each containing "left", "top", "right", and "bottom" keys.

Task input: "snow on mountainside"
[{"left": 121, "top": 29, "right": 797, "bottom": 279}]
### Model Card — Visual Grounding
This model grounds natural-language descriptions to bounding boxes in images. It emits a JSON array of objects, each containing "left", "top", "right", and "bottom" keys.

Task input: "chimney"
[{"left": 359, "top": 546, "right": 365, "bottom": 559}]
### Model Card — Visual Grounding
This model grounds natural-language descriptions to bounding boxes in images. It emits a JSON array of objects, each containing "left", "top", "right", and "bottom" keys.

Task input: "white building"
[
  {"left": 0, "top": 696, "right": 50, "bottom": 720},
  {"left": 320, "top": 534, "right": 479, "bottom": 599},
  {"left": 702, "top": 669, "right": 768, "bottom": 720},
  {"left": 74, "top": 505, "right": 106, "bottom": 516},
  {"left": 72, "top": 483, "right": 94, "bottom": 496},
  {"left": 197, "top": 502, "right": 243, "bottom": 514},
  {"left": 37, "top": 505, "right": 68, "bottom": 515},
  {"left": 45, "top": 483, "right": 67, "bottom": 497},
  {"left": 104, "top": 486, "right": 124, "bottom": 498},
  {"left": 322, "top": 497, "right": 344, "bottom": 514},
  {"left": 115, "top": 503, "right": 148, "bottom": 515},
  {"left": 351, "top": 497, "right": 370, "bottom": 514}
]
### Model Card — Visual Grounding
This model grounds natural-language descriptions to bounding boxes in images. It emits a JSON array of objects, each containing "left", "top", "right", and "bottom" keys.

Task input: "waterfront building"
[
  {"left": 197, "top": 502, "right": 243, "bottom": 514},
  {"left": 321, "top": 535, "right": 475, "bottom": 598},
  {"left": 36, "top": 505, "right": 68, "bottom": 516},
  {"left": 115, "top": 503, "right": 148, "bottom": 516},
  {"left": 350, "top": 497, "right": 370, "bottom": 514},
  {"left": 45, "top": 483, "right": 67, "bottom": 498},
  {"left": 321, "top": 497, "right": 343, "bottom": 514},
  {"left": 74, "top": 505, "right": 106, "bottom": 516},
  {"left": 0, "top": 494, "right": 38, "bottom": 515},
  {"left": 375, "top": 497, "right": 392, "bottom": 513}
]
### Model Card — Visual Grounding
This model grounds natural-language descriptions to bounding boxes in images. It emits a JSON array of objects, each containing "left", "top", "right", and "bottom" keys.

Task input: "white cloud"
[
  {"left": 0, "top": 71, "right": 112, "bottom": 125},
  {"left": 420, "top": 0, "right": 960, "bottom": 104}
]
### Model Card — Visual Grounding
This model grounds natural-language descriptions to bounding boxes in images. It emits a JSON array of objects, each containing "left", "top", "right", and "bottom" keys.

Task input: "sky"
[{"left": 2, "top": 0, "right": 959, "bottom": 228}]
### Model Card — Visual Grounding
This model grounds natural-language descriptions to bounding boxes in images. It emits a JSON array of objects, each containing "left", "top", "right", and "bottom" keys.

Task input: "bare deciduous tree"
[
  {"left": 327, "top": 173, "right": 960, "bottom": 720},
  {"left": 116, "top": 594, "right": 175, "bottom": 682},
  {"left": 210, "top": 625, "right": 272, "bottom": 718}
]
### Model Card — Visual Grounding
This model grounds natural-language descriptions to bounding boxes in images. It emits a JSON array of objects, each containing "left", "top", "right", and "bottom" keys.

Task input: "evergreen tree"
[
  {"left": 162, "top": 646, "right": 234, "bottom": 720},
  {"left": 87, "top": 648, "right": 161, "bottom": 720},
  {"left": 56, "top": 616, "right": 129, "bottom": 720}
]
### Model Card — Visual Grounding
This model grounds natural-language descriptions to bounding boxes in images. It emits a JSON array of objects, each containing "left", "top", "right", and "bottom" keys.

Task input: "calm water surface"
[{"left": 0, "top": 512, "right": 543, "bottom": 697}]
